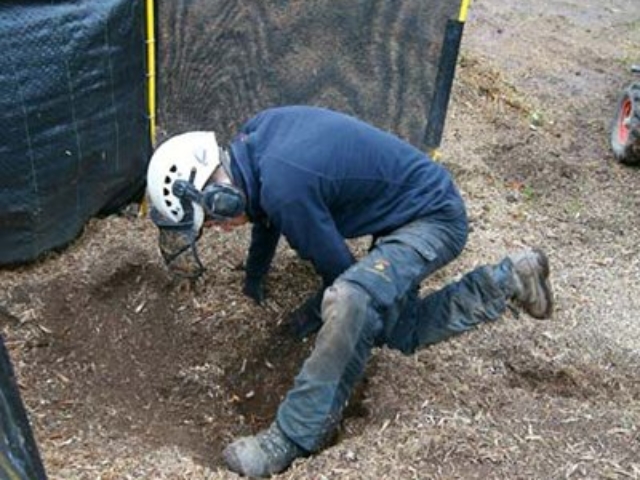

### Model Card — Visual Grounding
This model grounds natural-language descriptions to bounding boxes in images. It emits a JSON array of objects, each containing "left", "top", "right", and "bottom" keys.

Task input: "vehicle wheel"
[{"left": 610, "top": 83, "right": 640, "bottom": 165}]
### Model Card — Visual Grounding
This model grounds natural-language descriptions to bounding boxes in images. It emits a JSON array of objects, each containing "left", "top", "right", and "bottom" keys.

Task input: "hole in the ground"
[{"left": 11, "top": 260, "right": 374, "bottom": 469}]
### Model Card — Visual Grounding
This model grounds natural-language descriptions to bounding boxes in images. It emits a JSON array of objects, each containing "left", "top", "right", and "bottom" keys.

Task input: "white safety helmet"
[{"left": 146, "top": 131, "right": 220, "bottom": 231}]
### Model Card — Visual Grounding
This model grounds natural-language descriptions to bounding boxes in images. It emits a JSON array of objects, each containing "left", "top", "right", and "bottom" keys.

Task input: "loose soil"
[{"left": 2, "top": 0, "right": 640, "bottom": 479}]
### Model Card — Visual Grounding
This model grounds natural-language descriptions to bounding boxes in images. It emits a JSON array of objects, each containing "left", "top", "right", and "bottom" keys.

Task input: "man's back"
[
  {"left": 230, "top": 106, "right": 466, "bottom": 285},
  {"left": 237, "top": 106, "right": 462, "bottom": 237}
]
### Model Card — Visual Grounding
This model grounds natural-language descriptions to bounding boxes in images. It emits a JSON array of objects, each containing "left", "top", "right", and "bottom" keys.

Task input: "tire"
[{"left": 610, "top": 83, "right": 640, "bottom": 165}]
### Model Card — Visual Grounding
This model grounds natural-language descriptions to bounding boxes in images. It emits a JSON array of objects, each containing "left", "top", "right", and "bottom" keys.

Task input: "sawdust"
[{"left": 2, "top": 0, "right": 640, "bottom": 478}]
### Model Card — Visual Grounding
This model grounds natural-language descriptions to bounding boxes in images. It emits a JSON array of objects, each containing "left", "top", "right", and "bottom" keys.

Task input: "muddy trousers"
[{"left": 276, "top": 213, "right": 516, "bottom": 452}]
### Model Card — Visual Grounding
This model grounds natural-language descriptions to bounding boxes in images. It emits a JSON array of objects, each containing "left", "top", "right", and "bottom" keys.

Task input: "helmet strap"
[{"left": 173, "top": 178, "right": 245, "bottom": 222}]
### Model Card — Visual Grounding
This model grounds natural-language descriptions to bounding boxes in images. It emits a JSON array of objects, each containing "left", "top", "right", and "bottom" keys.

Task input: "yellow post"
[
  {"left": 145, "top": 0, "right": 157, "bottom": 146},
  {"left": 458, "top": 0, "right": 472, "bottom": 22},
  {"left": 140, "top": 0, "right": 156, "bottom": 217}
]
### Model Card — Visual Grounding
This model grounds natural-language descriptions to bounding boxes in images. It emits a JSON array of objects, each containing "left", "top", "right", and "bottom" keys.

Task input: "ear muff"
[
  {"left": 201, "top": 183, "right": 246, "bottom": 220},
  {"left": 172, "top": 178, "right": 246, "bottom": 222}
]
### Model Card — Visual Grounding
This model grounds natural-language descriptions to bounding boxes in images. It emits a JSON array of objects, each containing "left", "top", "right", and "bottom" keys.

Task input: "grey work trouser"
[{"left": 276, "top": 211, "right": 513, "bottom": 452}]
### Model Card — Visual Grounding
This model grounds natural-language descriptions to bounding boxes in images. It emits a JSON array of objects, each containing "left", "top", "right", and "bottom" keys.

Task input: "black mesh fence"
[{"left": 157, "top": 0, "right": 464, "bottom": 148}]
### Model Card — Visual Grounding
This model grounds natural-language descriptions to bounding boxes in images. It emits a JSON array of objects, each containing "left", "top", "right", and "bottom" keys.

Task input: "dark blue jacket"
[{"left": 230, "top": 106, "right": 464, "bottom": 287}]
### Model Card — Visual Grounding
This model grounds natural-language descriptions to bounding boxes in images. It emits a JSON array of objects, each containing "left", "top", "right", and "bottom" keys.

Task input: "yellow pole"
[
  {"left": 145, "top": 0, "right": 157, "bottom": 146},
  {"left": 140, "top": 0, "right": 156, "bottom": 217},
  {"left": 458, "top": 0, "right": 472, "bottom": 22}
]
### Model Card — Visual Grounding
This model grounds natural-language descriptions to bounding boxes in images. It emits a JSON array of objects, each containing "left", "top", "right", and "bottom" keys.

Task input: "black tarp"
[
  {"left": 0, "top": 1, "right": 151, "bottom": 265},
  {"left": 0, "top": 333, "right": 47, "bottom": 480}
]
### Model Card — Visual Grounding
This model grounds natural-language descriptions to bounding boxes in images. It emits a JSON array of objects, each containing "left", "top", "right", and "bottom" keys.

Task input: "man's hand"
[{"left": 243, "top": 275, "right": 266, "bottom": 305}]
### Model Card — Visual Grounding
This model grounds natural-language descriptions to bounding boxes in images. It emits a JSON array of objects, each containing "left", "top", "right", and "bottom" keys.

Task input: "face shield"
[{"left": 150, "top": 202, "right": 205, "bottom": 280}]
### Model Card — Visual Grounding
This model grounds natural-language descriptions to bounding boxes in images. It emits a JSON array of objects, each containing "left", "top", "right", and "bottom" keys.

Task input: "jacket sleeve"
[
  {"left": 269, "top": 198, "right": 355, "bottom": 287},
  {"left": 245, "top": 221, "right": 280, "bottom": 279}
]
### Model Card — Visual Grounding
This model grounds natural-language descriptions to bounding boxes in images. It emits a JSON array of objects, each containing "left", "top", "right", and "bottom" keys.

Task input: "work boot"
[
  {"left": 223, "top": 422, "right": 306, "bottom": 478},
  {"left": 508, "top": 248, "right": 554, "bottom": 319}
]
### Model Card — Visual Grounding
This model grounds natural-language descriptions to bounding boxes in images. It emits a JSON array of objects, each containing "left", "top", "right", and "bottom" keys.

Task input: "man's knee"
[
  {"left": 322, "top": 281, "right": 368, "bottom": 322},
  {"left": 321, "top": 281, "right": 381, "bottom": 337}
]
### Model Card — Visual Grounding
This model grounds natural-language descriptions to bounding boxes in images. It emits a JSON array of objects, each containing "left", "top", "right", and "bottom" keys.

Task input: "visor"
[{"left": 150, "top": 207, "right": 205, "bottom": 279}]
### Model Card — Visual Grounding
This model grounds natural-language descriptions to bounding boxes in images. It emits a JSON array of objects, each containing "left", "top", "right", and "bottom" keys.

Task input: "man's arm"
[
  {"left": 271, "top": 199, "right": 355, "bottom": 287},
  {"left": 243, "top": 221, "right": 280, "bottom": 304}
]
